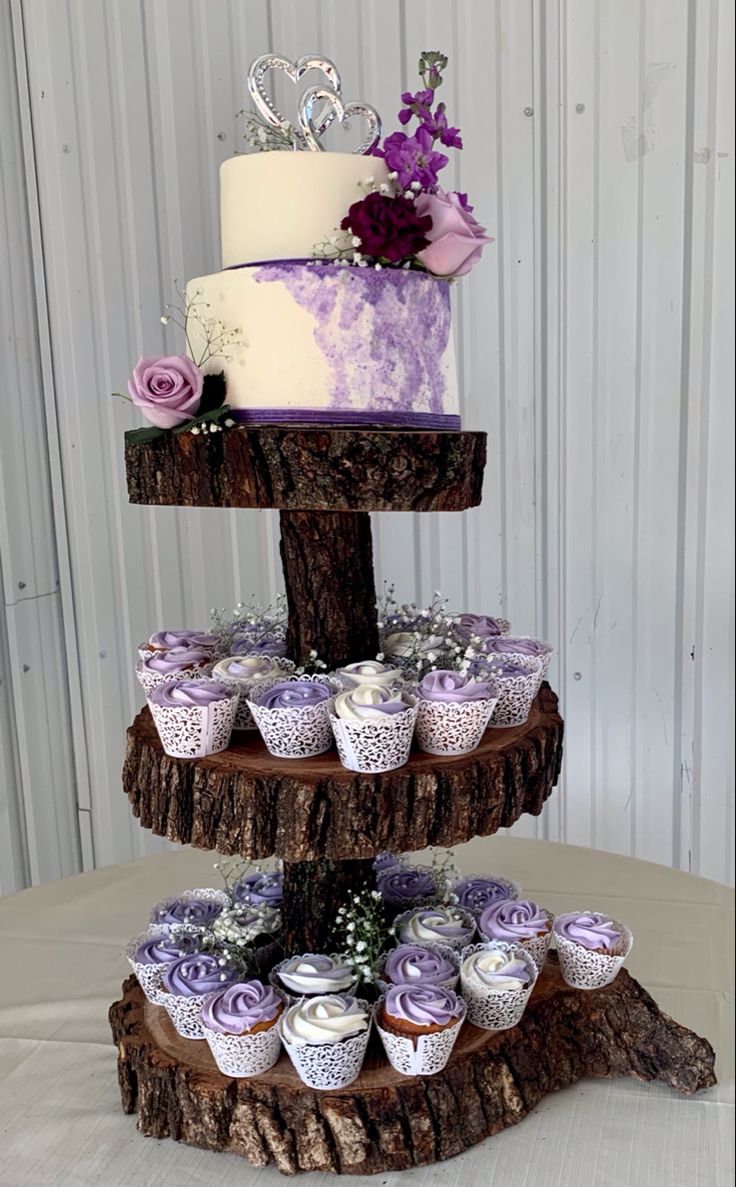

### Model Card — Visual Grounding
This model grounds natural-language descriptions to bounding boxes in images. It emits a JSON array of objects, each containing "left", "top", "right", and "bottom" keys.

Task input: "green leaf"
[
  {"left": 124, "top": 424, "right": 166, "bottom": 445},
  {"left": 111, "top": 391, "right": 133, "bottom": 403}
]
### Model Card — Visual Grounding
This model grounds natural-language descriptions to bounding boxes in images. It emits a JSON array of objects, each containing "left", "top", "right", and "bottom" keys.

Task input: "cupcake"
[
  {"left": 329, "top": 685, "right": 418, "bottom": 773},
  {"left": 377, "top": 944, "right": 459, "bottom": 992},
  {"left": 378, "top": 865, "right": 438, "bottom": 910},
  {"left": 211, "top": 904, "right": 282, "bottom": 973},
  {"left": 248, "top": 679, "right": 333, "bottom": 758},
  {"left": 484, "top": 656, "right": 543, "bottom": 727},
  {"left": 125, "top": 930, "right": 201, "bottom": 1004},
  {"left": 232, "top": 869, "right": 284, "bottom": 908},
  {"left": 336, "top": 660, "right": 403, "bottom": 689},
  {"left": 553, "top": 911, "right": 633, "bottom": 990},
  {"left": 149, "top": 889, "right": 228, "bottom": 932},
  {"left": 376, "top": 984, "right": 466, "bottom": 1076},
  {"left": 135, "top": 645, "right": 213, "bottom": 693},
  {"left": 211, "top": 655, "right": 291, "bottom": 729},
  {"left": 478, "top": 899, "right": 554, "bottom": 971},
  {"left": 270, "top": 954, "right": 357, "bottom": 1000},
  {"left": 460, "top": 942, "right": 538, "bottom": 1030},
  {"left": 279, "top": 994, "right": 372, "bottom": 1089},
  {"left": 454, "top": 613, "right": 511, "bottom": 641},
  {"left": 139, "top": 629, "right": 220, "bottom": 659},
  {"left": 147, "top": 679, "right": 238, "bottom": 758},
  {"left": 483, "top": 634, "right": 554, "bottom": 678},
  {"left": 453, "top": 874, "right": 521, "bottom": 918},
  {"left": 201, "top": 980, "right": 286, "bottom": 1076},
  {"left": 231, "top": 631, "right": 288, "bottom": 659},
  {"left": 394, "top": 906, "right": 476, "bottom": 951},
  {"left": 160, "top": 952, "right": 239, "bottom": 1039},
  {"left": 415, "top": 670, "right": 497, "bottom": 756},
  {"left": 372, "top": 850, "right": 404, "bottom": 875}
]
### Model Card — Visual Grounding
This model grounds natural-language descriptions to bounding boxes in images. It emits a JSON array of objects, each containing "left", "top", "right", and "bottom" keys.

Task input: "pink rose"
[
  {"left": 127, "top": 355, "right": 203, "bottom": 429},
  {"left": 414, "top": 189, "right": 493, "bottom": 278}
]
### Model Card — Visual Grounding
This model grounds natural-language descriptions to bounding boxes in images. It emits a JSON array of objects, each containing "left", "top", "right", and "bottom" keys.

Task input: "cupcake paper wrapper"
[
  {"left": 392, "top": 907, "right": 477, "bottom": 952},
  {"left": 553, "top": 914, "right": 633, "bottom": 990},
  {"left": 373, "top": 943, "right": 460, "bottom": 996},
  {"left": 212, "top": 660, "right": 297, "bottom": 730},
  {"left": 375, "top": 995, "right": 466, "bottom": 1077},
  {"left": 200, "top": 988, "right": 287, "bottom": 1078},
  {"left": 415, "top": 696, "right": 498, "bottom": 756},
  {"left": 148, "top": 685, "right": 238, "bottom": 758},
  {"left": 269, "top": 954, "right": 358, "bottom": 1003},
  {"left": 459, "top": 941, "right": 538, "bottom": 1030},
  {"left": 248, "top": 699, "right": 334, "bottom": 758},
  {"left": 161, "top": 989, "right": 214, "bottom": 1040},
  {"left": 488, "top": 658, "right": 544, "bottom": 728},
  {"left": 329, "top": 697, "right": 418, "bottom": 774},
  {"left": 477, "top": 910, "right": 555, "bottom": 972},
  {"left": 148, "top": 888, "right": 230, "bottom": 936},
  {"left": 278, "top": 1000, "right": 372, "bottom": 1090},
  {"left": 136, "top": 660, "right": 213, "bottom": 694},
  {"left": 125, "top": 934, "right": 168, "bottom": 1005}
]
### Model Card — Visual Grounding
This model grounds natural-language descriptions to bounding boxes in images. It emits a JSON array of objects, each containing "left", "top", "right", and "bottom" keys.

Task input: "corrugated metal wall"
[{"left": 1, "top": 0, "right": 733, "bottom": 889}]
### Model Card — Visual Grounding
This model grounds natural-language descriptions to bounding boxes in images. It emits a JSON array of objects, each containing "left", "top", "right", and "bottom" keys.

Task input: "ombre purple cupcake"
[
  {"left": 455, "top": 613, "right": 510, "bottom": 640},
  {"left": 378, "top": 865, "right": 438, "bottom": 908},
  {"left": 144, "top": 629, "right": 219, "bottom": 654},
  {"left": 201, "top": 980, "right": 284, "bottom": 1036},
  {"left": 453, "top": 874, "right": 521, "bottom": 917},
  {"left": 553, "top": 911, "right": 633, "bottom": 990},
  {"left": 232, "top": 870, "right": 284, "bottom": 908},
  {"left": 148, "top": 679, "right": 234, "bottom": 710},
  {"left": 134, "top": 932, "right": 201, "bottom": 965},
  {"left": 333, "top": 685, "right": 407, "bottom": 719},
  {"left": 554, "top": 912, "right": 624, "bottom": 954},
  {"left": 380, "top": 983, "right": 464, "bottom": 1036},
  {"left": 478, "top": 900, "right": 554, "bottom": 972},
  {"left": 162, "top": 953, "right": 238, "bottom": 998},
  {"left": 136, "top": 645, "right": 213, "bottom": 692},
  {"left": 381, "top": 944, "right": 458, "bottom": 988},
  {"left": 249, "top": 679, "right": 334, "bottom": 758},
  {"left": 256, "top": 680, "right": 330, "bottom": 709}
]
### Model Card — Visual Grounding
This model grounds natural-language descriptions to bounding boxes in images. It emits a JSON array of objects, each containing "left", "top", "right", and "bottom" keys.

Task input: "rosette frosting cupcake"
[
  {"left": 553, "top": 911, "right": 633, "bottom": 990},
  {"left": 141, "top": 629, "right": 219, "bottom": 657},
  {"left": 329, "top": 685, "right": 418, "bottom": 773},
  {"left": 483, "top": 634, "right": 554, "bottom": 677},
  {"left": 395, "top": 906, "right": 476, "bottom": 950},
  {"left": 271, "top": 954, "right": 357, "bottom": 1000},
  {"left": 200, "top": 980, "right": 285, "bottom": 1076},
  {"left": 279, "top": 994, "right": 372, "bottom": 1089},
  {"left": 376, "top": 984, "right": 466, "bottom": 1076},
  {"left": 125, "top": 930, "right": 201, "bottom": 1005},
  {"left": 460, "top": 942, "right": 538, "bottom": 1030},
  {"left": 455, "top": 613, "right": 511, "bottom": 640},
  {"left": 478, "top": 899, "right": 554, "bottom": 971},
  {"left": 232, "top": 870, "right": 284, "bottom": 907},
  {"left": 415, "top": 670, "right": 497, "bottom": 756},
  {"left": 453, "top": 874, "right": 521, "bottom": 917},
  {"left": 211, "top": 654, "right": 290, "bottom": 729},
  {"left": 484, "top": 655, "right": 543, "bottom": 727},
  {"left": 136, "top": 645, "right": 213, "bottom": 693},
  {"left": 372, "top": 850, "right": 403, "bottom": 874},
  {"left": 160, "top": 952, "right": 239, "bottom": 1039},
  {"left": 249, "top": 680, "right": 333, "bottom": 758},
  {"left": 231, "top": 631, "right": 288, "bottom": 659},
  {"left": 336, "top": 660, "right": 403, "bottom": 689},
  {"left": 147, "top": 679, "right": 238, "bottom": 758},
  {"left": 149, "top": 889, "right": 227, "bottom": 930},
  {"left": 378, "top": 865, "right": 438, "bottom": 909},
  {"left": 379, "top": 944, "right": 459, "bottom": 990}
]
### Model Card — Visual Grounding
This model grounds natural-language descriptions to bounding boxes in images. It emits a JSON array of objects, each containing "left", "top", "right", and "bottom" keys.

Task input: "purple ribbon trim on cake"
[
  {"left": 225, "top": 258, "right": 315, "bottom": 271},
  {"left": 228, "top": 408, "right": 461, "bottom": 431}
]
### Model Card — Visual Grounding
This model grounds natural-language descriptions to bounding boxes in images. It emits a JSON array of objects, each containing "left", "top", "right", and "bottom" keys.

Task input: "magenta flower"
[
  {"left": 341, "top": 192, "right": 432, "bottom": 263},
  {"left": 377, "top": 127, "right": 449, "bottom": 191},
  {"left": 127, "top": 355, "right": 203, "bottom": 429}
]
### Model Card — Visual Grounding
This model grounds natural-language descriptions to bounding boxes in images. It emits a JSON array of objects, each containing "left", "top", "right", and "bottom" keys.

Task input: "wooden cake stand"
[{"left": 111, "top": 425, "right": 716, "bottom": 1175}]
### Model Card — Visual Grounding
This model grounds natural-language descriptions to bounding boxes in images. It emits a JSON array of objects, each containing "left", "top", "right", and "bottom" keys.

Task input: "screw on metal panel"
[
  {"left": 99, "top": 650, "right": 107, "bottom": 659},
  {"left": 23, "top": 664, "right": 30, "bottom": 673},
  {"left": 575, "top": 103, "right": 585, "bottom": 113},
  {"left": 573, "top": 672, "right": 583, "bottom": 681},
  {"left": 523, "top": 107, "right": 534, "bottom": 117},
  {"left": 62, "top": 144, "right": 71, "bottom": 153},
  {"left": 18, "top": 581, "right": 26, "bottom": 589},
  {"left": 217, "top": 131, "right": 227, "bottom": 141}
]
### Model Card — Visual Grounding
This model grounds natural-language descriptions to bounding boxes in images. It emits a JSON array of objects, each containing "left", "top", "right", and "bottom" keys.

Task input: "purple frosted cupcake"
[
  {"left": 125, "top": 930, "right": 201, "bottom": 1005},
  {"left": 379, "top": 944, "right": 459, "bottom": 990},
  {"left": 200, "top": 979, "right": 286, "bottom": 1075},
  {"left": 376, "top": 983, "right": 467, "bottom": 1075},
  {"left": 147, "top": 678, "right": 238, "bottom": 758},
  {"left": 140, "top": 629, "right": 219, "bottom": 658},
  {"left": 232, "top": 869, "right": 284, "bottom": 908},
  {"left": 415, "top": 670, "right": 497, "bottom": 756},
  {"left": 483, "top": 634, "right": 554, "bottom": 677},
  {"left": 454, "top": 613, "right": 511, "bottom": 641},
  {"left": 378, "top": 865, "right": 438, "bottom": 909},
  {"left": 212, "top": 655, "right": 291, "bottom": 729},
  {"left": 249, "top": 679, "right": 333, "bottom": 758},
  {"left": 160, "top": 952, "right": 239, "bottom": 1039},
  {"left": 478, "top": 899, "right": 554, "bottom": 971},
  {"left": 330, "top": 685, "right": 418, "bottom": 773},
  {"left": 453, "top": 874, "right": 521, "bottom": 918},
  {"left": 149, "top": 890, "right": 227, "bottom": 931},
  {"left": 372, "top": 850, "right": 404, "bottom": 875},
  {"left": 136, "top": 645, "right": 213, "bottom": 692},
  {"left": 553, "top": 911, "right": 633, "bottom": 990}
]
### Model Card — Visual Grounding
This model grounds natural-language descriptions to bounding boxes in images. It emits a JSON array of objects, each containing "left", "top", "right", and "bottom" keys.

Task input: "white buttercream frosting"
[
  {"left": 333, "top": 684, "right": 406, "bottom": 720},
  {"left": 280, "top": 994, "right": 369, "bottom": 1047},
  {"left": 276, "top": 954, "right": 355, "bottom": 995},
  {"left": 461, "top": 949, "right": 531, "bottom": 993}
]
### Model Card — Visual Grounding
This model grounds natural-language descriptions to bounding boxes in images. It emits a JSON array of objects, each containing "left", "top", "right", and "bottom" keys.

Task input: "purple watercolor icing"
[{"left": 253, "top": 264, "right": 451, "bottom": 415}]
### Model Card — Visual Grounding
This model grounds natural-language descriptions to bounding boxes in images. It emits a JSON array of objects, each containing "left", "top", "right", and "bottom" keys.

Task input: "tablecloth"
[{"left": 0, "top": 835, "right": 732, "bottom": 1187}]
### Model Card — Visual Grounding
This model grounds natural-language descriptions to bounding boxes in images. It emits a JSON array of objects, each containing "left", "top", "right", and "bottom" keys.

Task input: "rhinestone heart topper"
[
  {"left": 299, "top": 86, "right": 382, "bottom": 156},
  {"left": 246, "top": 52, "right": 381, "bottom": 154}
]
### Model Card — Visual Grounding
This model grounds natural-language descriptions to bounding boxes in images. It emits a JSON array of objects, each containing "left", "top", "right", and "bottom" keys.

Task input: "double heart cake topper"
[{"left": 247, "top": 53, "right": 382, "bottom": 155}]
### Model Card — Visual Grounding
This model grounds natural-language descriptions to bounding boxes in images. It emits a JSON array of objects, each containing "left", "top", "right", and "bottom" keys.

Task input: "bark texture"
[
  {"left": 279, "top": 510, "right": 378, "bottom": 668},
  {"left": 282, "top": 857, "right": 375, "bottom": 952},
  {"left": 123, "top": 684, "right": 564, "bottom": 862},
  {"left": 125, "top": 425, "right": 486, "bottom": 511},
  {"left": 109, "top": 959, "right": 716, "bottom": 1176}
]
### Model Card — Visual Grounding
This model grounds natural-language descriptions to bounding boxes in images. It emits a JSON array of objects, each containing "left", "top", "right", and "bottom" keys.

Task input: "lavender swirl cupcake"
[
  {"left": 455, "top": 613, "right": 511, "bottom": 641},
  {"left": 249, "top": 679, "right": 333, "bottom": 758},
  {"left": 125, "top": 930, "right": 201, "bottom": 1005},
  {"left": 394, "top": 906, "right": 476, "bottom": 951},
  {"left": 160, "top": 952, "right": 239, "bottom": 1040},
  {"left": 201, "top": 980, "right": 286, "bottom": 1077},
  {"left": 136, "top": 644, "right": 213, "bottom": 693},
  {"left": 378, "top": 865, "right": 438, "bottom": 909},
  {"left": 415, "top": 670, "right": 497, "bottom": 756},
  {"left": 139, "top": 629, "right": 219, "bottom": 658},
  {"left": 149, "top": 888, "right": 228, "bottom": 932},
  {"left": 270, "top": 954, "right": 358, "bottom": 1001},
  {"left": 231, "top": 631, "right": 288, "bottom": 659},
  {"left": 376, "top": 984, "right": 466, "bottom": 1076},
  {"left": 484, "top": 655, "right": 543, "bottom": 727},
  {"left": 483, "top": 634, "right": 554, "bottom": 678},
  {"left": 377, "top": 944, "right": 459, "bottom": 991},
  {"left": 478, "top": 899, "right": 554, "bottom": 971},
  {"left": 453, "top": 874, "right": 521, "bottom": 918},
  {"left": 148, "top": 678, "right": 238, "bottom": 758},
  {"left": 553, "top": 911, "right": 633, "bottom": 990},
  {"left": 460, "top": 941, "right": 538, "bottom": 1030},
  {"left": 232, "top": 870, "right": 284, "bottom": 908},
  {"left": 212, "top": 654, "right": 291, "bottom": 729}
]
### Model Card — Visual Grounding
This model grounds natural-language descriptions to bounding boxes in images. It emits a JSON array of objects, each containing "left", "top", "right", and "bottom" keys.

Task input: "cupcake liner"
[
  {"left": 487, "top": 657, "right": 543, "bottom": 727},
  {"left": 136, "top": 659, "right": 213, "bottom": 694},
  {"left": 375, "top": 995, "right": 466, "bottom": 1076},
  {"left": 415, "top": 696, "right": 498, "bottom": 756},
  {"left": 451, "top": 873, "right": 522, "bottom": 919},
  {"left": 160, "top": 989, "right": 212, "bottom": 1040},
  {"left": 125, "top": 933, "right": 167, "bottom": 1005},
  {"left": 269, "top": 954, "right": 358, "bottom": 1003},
  {"left": 392, "top": 907, "right": 477, "bottom": 952},
  {"left": 459, "top": 941, "right": 538, "bottom": 1030},
  {"left": 148, "top": 682, "right": 238, "bottom": 758},
  {"left": 279, "top": 999, "right": 372, "bottom": 1090},
  {"left": 211, "top": 659, "right": 297, "bottom": 730},
  {"left": 248, "top": 698, "right": 333, "bottom": 758},
  {"left": 477, "top": 910, "right": 555, "bottom": 972},
  {"left": 373, "top": 943, "right": 460, "bottom": 995},
  {"left": 553, "top": 913, "right": 633, "bottom": 990},
  {"left": 329, "top": 696, "right": 418, "bottom": 774},
  {"left": 148, "top": 888, "right": 230, "bottom": 936},
  {"left": 200, "top": 991, "right": 286, "bottom": 1077}
]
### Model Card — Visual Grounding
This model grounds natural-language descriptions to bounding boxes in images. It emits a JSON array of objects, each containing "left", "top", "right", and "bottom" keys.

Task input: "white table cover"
[{"left": 0, "top": 835, "right": 732, "bottom": 1187}]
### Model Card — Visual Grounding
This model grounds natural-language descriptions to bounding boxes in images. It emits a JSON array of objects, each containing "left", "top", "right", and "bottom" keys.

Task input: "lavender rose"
[
  {"left": 128, "top": 355, "right": 203, "bottom": 429},
  {"left": 414, "top": 189, "right": 492, "bottom": 278}
]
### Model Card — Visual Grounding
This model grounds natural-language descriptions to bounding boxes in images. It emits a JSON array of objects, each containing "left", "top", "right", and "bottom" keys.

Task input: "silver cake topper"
[{"left": 246, "top": 52, "right": 381, "bottom": 154}]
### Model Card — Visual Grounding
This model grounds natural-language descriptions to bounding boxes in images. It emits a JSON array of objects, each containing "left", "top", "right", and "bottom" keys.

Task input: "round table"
[{"left": 0, "top": 836, "right": 732, "bottom": 1187}]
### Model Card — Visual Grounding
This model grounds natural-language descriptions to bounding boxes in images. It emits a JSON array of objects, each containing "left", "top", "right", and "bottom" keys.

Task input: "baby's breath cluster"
[
  {"left": 333, "top": 888, "right": 394, "bottom": 985},
  {"left": 161, "top": 284, "right": 244, "bottom": 369},
  {"left": 377, "top": 583, "right": 481, "bottom": 680},
  {"left": 429, "top": 848, "right": 460, "bottom": 903},
  {"left": 211, "top": 903, "right": 282, "bottom": 947},
  {"left": 239, "top": 109, "right": 299, "bottom": 151},
  {"left": 210, "top": 594, "right": 288, "bottom": 655}
]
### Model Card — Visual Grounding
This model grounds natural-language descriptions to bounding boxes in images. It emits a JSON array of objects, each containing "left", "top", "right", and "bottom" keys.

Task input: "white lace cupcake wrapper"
[
  {"left": 373, "top": 943, "right": 460, "bottom": 996},
  {"left": 136, "top": 661, "right": 214, "bottom": 694},
  {"left": 200, "top": 986, "right": 287, "bottom": 1077},
  {"left": 459, "top": 941, "right": 539, "bottom": 1030},
  {"left": 392, "top": 907, "right": 477, "bottom": 952},
  {"left": 329, "top": 698, "right": 418, "bottom": 773},
  {"left": 553, "top": 916, "right": 633, "bottom": 989},
  {"left": 278, "top": 1001, "right": 372, "bottom": 1090},
  {"left": 268, "top": 954, "right": 358, "bottom": 1003},
  {"left": 476, "top": 912, "right": 555, "bottom": 972},
  {"left": 488, "top": 659, "right": 544, "bottom": 727},
  {"left": 415, "top": 697, "right": 498, "bottom": 756},
  {"left": 125, "top": 934, "right": 167, "bottom": 1005},
  {"left": 148, "top": 688, "right": 238, "bottom": 758},
  {"left": 161, "top": 989, "right": 213, "bottom": 1040},
  {"left": 248, "top": 699, "right": 334, "bottom": 758},
  {"left": 211, "top": 661, "right": 298, "bottom": 730},
  {"left": 375, "top": 995, "right": 466, "bottom": 1077}
]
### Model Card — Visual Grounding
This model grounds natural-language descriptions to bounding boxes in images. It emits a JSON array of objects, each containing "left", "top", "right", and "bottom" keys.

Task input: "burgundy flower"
[{"left": 341, "top": 192, "right": 432, "bottom": 264}]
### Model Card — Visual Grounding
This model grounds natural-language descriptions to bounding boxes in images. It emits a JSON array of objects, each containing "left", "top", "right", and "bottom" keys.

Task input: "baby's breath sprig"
[
  {"left": 212, "top": 857, "right": 255, "bottom": 898},
  {"left": 238, "top": 109, "right": 300, "bottom": 152},
  {"left": 377, "top": 584, "right": 486, "bottom": 681},
  {"left": 429, "top": 849, "right": 460, "bottom": 903},
  {"left": 333, "top": 889, "right": 395, "bottom": 986},
  {"left": 210, "top": 593, "right": 288, "bottom": 656},
  {"left": 293, "top": 648, "right": 329, "bottom": 675},
  {"left": 160, "top": 283, "right": 244, "bottom": 368}
]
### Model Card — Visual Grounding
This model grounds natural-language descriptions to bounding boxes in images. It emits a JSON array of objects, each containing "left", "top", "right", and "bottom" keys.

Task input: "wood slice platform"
[
  {"left": 124, "top": 683, "right": 563, "bottom": 862},
  {"left": 125, "top": 425, "right": 486, "bottom": 511},
  {"left": 109, "top": 957, "right": 716, "bottom": 1176}
]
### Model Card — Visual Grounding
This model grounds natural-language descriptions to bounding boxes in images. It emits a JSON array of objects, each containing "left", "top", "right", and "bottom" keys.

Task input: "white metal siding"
[{"left": 2, "top": 0, "right": 733, "bottom": 886}]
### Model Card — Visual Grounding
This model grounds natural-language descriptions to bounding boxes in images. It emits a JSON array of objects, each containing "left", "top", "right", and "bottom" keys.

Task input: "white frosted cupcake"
[
  {"left": 460, "top": 941, "right": 538, "bottom": 1030},
  {"left": 336, "top": 660, "right": 404, "bottom": 689},
  {"left": 279, "top": 994, "right": 371, "bottom": 1089},
  {"left": 248, "top": 679, "right": 334, "bottom": 758},
  {"left": 270, "top": 954, "right": 358, "bottom": 1001},
  {"left": 415, "top": 670, "right": 497, "bottom": 756},
  {"left": 200, "top": 980, "right": 286, "bottom": 1077},
  {"left": 553, "top": 911, "right": 633, "bottom": 989},
  {"left": 393, "top": 905, "right": 477, "bottom": 951},
  {"left": 148, "top": 679, "right": 238, "bottom": 758},
  {"left": 212, "top": 655, "right": 293, "bottom": 729},
  {"left": 329, "top": 685, "right": 418, "bottom": 773}
]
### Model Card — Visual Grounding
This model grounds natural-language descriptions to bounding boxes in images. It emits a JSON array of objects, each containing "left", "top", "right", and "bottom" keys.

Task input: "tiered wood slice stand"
[{"left": 111, "top": 425, "right": 716, "bottom": 1175}]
